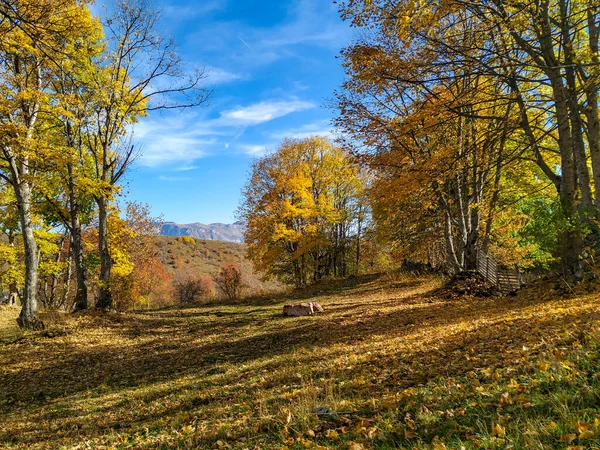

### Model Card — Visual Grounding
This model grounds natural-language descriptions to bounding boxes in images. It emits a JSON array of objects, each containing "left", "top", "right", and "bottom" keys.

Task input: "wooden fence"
[{"left": 476, "top": 249, "right": 522, "bottom": 293}]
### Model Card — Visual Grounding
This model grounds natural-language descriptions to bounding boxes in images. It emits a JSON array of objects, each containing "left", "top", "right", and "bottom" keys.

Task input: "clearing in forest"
[{"left": 1, "top": 274, "right": 600, "bottom": 449}]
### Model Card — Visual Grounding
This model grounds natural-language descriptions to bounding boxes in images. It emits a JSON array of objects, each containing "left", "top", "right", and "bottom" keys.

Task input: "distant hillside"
[
  {"left": 154, "top": 236, "right": 282, "bottom": 294},
  {"left": 160, "top": 221, "right": 245, "bottom": 243},
  {"left": 155, "top": 236, "right": 248, "bottom": 275}
]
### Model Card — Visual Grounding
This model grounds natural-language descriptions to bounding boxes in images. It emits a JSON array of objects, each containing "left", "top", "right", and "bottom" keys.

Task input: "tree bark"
[
  {"left": 560, "top": 0, "right": 593, "bottom": 209},
  {"left": 14, "top": 180, "right": 43, "bottom": 329},
  {"left": 583, "top": 8, "right": 600, "bottom": 211},
  {"left": 7, "top": 231, "right": 19, "bottom": 307},
  {"left": 96, "top": 195, "right": 112, "bottom": 309},
  {"left": 68, "top": 163, "right": 88, "bottom": 311},
  {"left": 355, "top": 214, "right": 362, "bottom": 275}
]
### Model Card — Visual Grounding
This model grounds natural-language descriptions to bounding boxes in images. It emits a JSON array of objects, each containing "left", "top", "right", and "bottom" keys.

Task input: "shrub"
[
  {"left": 214, "top": 263, "right": 244, "bottom": 300},
  {"left": 176, "top": 236, "right": 196, "bottom": 245},
  {"left": 174, "top": 275, "right": 215, "bottom": 304},
  {"left": 112, "top": 257, "right": 174, "bottom": 311}
]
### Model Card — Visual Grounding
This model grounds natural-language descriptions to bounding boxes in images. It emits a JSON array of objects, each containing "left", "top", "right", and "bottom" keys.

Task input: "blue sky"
[{"left": 92, "top": 1, "right": 353, "bottom": 224}]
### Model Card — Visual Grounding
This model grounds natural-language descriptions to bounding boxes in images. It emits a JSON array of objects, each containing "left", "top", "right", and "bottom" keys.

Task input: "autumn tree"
[
  {"left": 39, "top": 7, "right": 104, "bottom": 312},
  {"left": 214, "top": 263, "right": 244, "bottom": 301},
  {"left": 84, "top": 0, "right": 210, "bottom": 309},
  {"left": 0, "top": 0, "right": 100, "bottom": 328},
  {"left": 112, "top": 202, "right": 171, "bottom": 310},
  {"left": 335, "top": 11, "right": 518, "bottom": 272},
  {"left": 337, "top": 0, "right": 600, "bottom": 277},
  {"left": 174, "top": 273, "right": 213, "bottom": 304},
  {"left": 240, "top": 136, "right": 364, "bottom": 286}
]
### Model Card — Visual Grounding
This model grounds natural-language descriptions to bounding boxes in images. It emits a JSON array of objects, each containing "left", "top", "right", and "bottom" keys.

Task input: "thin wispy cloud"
[
  {"left": 237, "top": 120, "right": 336, "bottom": 160},
  {"left": 184, "top": 0, "right": 352, "bottom": 68},
  {"left": 205, "top": 66, "right": 246, "bottom": 85},
  {"left": 141, "top": 136, "right": 212, "bottom": 167},
  {"left": 268, "top": 120, "right": 334, "bottom": 141},
  {"left": 241, "top": 145, "right": 268, "bottom": 156},
  {"left": 135, "top": 99, "right": 315, "bottom": 166},
  {"left": 173, "top": 164, "right": 200, "bottom": 172},
  {"left": 260, "top": 1, "right": 350, "bottom": 50},
  {"left": 220, "top": 100, "right": 315, "bottom": 125},
  {"left": 162, "top": 0, "right": 226, "bottom": 20}
]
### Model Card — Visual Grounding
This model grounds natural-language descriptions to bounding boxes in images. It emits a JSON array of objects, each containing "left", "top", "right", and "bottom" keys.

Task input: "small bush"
[
  {"left": 174, "top": 275, "right": 215, "bottom": 304},
  {"left": 214, "top": 263, "right": 245, "bottom": 300},
  {"left": 176, "top": 236, "right": 196, "bottom": 245}
]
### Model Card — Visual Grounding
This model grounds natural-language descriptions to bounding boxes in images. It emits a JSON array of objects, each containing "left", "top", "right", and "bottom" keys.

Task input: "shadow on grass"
[{"left": 1, "top": 276, "right": 598, "bottom": 448}]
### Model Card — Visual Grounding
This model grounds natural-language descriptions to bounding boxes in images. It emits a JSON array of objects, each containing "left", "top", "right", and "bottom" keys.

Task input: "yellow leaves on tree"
[
  {"left": 106, "top": 202, "right": 172, "bottom": 310},
  {"left": 240, "top": 136, "right": 364, "bottom": 286},
  {"left": 107, "top": 210, "right": 136, "bottom": 278}
]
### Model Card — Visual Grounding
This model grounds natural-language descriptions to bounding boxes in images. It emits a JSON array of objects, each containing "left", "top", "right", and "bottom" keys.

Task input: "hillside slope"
[
  {"left": 153, "top": 236, "right": 281, "bottom": 294},
  {"left": 155, "top": 236, "right": 247, "bottom": 275},
  {"left": 1, "top": 275, "right": 600, "bottom": 449}
]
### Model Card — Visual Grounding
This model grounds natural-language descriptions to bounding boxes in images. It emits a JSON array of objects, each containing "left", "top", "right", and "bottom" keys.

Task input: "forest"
[
  {"left": 240, "top": 0, "right": 600, "bottom": 291},
  {"left": 2, "top": 0, "right": 600, "bottom": 327},
  {"left": 3, "top": 0, "right": 600, "bottom": 448}
]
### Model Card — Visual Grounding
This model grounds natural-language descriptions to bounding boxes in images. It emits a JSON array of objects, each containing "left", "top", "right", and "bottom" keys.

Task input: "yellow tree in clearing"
[{"left": 240, "top": 136, "right": 363, "bottom": 287}]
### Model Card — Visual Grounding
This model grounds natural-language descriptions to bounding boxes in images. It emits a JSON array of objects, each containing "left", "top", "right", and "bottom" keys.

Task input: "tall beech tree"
[
  {"left": 337, "top": 0, "right": 600, "bottom": 277},
  {"left": 0, "top": 0, "right": 98, "bottom": 328},
  {"left": 240, "top": 137, "right": 364, "bottom": 286},
  {"left": 41, "top": 7, "right": 104, "bottom": 312}
]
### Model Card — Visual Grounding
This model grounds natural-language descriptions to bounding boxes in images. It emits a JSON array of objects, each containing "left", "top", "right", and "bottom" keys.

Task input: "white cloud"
[
  {"left": 236, "top": 120, "right": 339, "bottom": 160},
  {"left": 173, "top": 164, "right": 200, "bottom": 172},
  {"left": 141, "top": 136, "right": 212, "bottom": 167},
  {"left": 134, "top": 98, "right": 314, "bottom": 166},
  {"left": 220, "top": 100, "right": 315, "bottom": 125},
  {"left": 204, "top": 67, "right": 246, "bottom": 85},
  {"left": 241, "top": 145, "right": 268, "bottom": 156}
]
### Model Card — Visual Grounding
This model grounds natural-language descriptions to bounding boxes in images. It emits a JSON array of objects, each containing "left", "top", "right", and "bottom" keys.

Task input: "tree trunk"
[
  {"left": 46, "top": 235, "right": 66, "bottom": 309},
  {"left": 444, "top": 210, "right": 461, "bottom": 273},
  {"left": 14, "top": 181, "right": 43, "bottom": 329},
  {"left": 71, "top": 221, "right": 88, "bottom": 311},
  {"left": 540, "top": 3, "right": 584, "bottom": 278},
  {"left": 7, "top": 231, "right": 19, "bottom": 307},
  {"left": 69, "top": 167, "right": 88, "bottom": 311},
  {"left": 355, "top": 215, "right": 362, "bottom": 276},
  {"left": 553, "top": 83, "right": 583, "bottom": 278},
  {"left": 96, "top": 196, "right": 113, "bottom": 309},
  {"left": 8, "top": 284, "right": 18, "bottom": 307},
  {"left": 464, "top": 208, "right": 479, "bottom": 271},
  {"left": 584, "top": 8, "right": 600, "bottom": 212},
  {"left": 62, "top": 248, "right": 72, "bottom": 308}
]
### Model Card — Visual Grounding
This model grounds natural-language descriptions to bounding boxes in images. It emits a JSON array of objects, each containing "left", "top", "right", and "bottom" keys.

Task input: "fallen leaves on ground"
[{"left": 1, "top": 273, "right": 600, "bottom": 449}]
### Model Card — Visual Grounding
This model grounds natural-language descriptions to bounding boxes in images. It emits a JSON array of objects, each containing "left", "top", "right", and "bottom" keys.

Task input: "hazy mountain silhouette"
[{"left": 160, "top": 221, "right": 246, "bottom": 243}]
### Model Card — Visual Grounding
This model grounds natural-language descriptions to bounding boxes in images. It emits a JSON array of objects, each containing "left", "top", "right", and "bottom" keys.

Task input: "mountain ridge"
[{"left": 160, "top": 221, "right": 246, "bottom": 243}]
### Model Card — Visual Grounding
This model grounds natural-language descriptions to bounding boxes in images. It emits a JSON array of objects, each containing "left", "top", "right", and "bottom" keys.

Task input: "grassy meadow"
[{"left": 1, "top": 274, "right": 600, "bottom": 449}]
